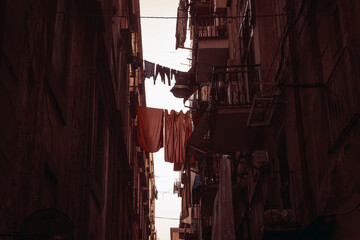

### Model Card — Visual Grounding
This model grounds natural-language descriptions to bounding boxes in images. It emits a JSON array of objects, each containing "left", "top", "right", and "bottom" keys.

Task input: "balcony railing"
[
  {"left": 326, "top": 47, "right": 360, "bottom": 148},
  {"left": 263, "top": 171, "right": 298, "bottom": 228},
  {"left": 195, "top": 14, "right": 227, "bottom": 39},
  {"left": 199, "top": 65, "right": 273, "bottom": 107}
]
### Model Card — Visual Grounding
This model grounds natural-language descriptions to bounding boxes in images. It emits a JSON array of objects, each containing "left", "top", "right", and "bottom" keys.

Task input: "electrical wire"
[
  {"left": 155, "top": 216, "right": 180, "bottom": 220},
  {"left": 54, "top": 11, "right": 287, "bottom": 19}
]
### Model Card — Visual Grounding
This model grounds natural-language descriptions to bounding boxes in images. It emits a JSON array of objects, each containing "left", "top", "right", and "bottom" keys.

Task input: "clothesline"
[
  {"left": 54, "top": 11, "right": 287, "bottom": 19},
  {"left": 136, "top": 106, "right": 192, "bottom": 171},
  {"left": 129, "top": 53, "right": 190, "bottom": 86}
]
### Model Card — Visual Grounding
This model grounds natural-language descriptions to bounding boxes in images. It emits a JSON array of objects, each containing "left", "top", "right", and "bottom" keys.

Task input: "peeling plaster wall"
[{"left": 0, "top": 0, "right": 135, "bottom": 239}]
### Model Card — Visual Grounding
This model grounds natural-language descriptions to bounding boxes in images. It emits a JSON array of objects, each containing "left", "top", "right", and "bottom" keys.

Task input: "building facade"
[
  {"left": 0, "top": 0, "right": 155, "bottom": 239},
  {"left": 174, "top": 0, "right": 360, "bottom": 239}
]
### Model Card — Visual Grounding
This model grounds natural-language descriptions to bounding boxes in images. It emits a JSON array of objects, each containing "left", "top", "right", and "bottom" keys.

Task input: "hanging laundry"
[
  {"left": 178, "top": 110, "right": 192, "bottom": 164},
  {"left": 136, "top": 106, "right": 164, "bottom": 153},
  {"left": 155, "top": 64, "right": 165, "bottom": 84},
  {"left": 174, "top": 162, "right": 182, "bottom": 171},
  {"left": 144, "top": 60, "right": 155, "bottom": 79},
  {"left": 175, "top": 0, "right": 189, "bottom": 49},
  {"left": 170, "top": 69, "right": 177, "bottom": 81},
  {"left": 131, "top": 55, "right": 143, "bottom": 71},
  {"left": 164, "top": 110, "right": 192, "bottom": 166},
  {"left": 155, "top": 64, "right": 171, "bottom": 85},
  {"left": 211, "top": 155, "right": 236, "bottom": 240},
  {"left": 163, "top": 66, "right": 171, "bottom": 86},
  {"left": 164, "top": 110, "right": 177, "bottom": 163},
  {"left": 170, "top": 69, "right": 177, "bottom": 80}
]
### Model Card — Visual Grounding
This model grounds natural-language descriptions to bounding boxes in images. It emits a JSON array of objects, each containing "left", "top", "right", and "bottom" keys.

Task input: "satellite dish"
[{"left": 20, "top": 208, "right": 74, "bottom": 240}]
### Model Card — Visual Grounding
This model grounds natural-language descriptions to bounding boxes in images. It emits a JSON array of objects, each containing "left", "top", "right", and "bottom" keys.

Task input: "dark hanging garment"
[
  {"left": 163, "top": 67, "right": 171, "bottom": 86},
  {"left": 155, "top": 64, "right": 166, "bottom": 84},
  {"left": 154, "top": 64, "right": 162, "bottom": 84},
  {"left": 131, "top": 56, "right": 143, "bottom": 71},
  {"left": 144, "top": 60, "right": 155, "bottom": 79},
  {"left": 175, "top": 0, "right": 188, "bottom": 49},
  {"left": 171, "top": 69, "right": 178, "bottom": 80}
]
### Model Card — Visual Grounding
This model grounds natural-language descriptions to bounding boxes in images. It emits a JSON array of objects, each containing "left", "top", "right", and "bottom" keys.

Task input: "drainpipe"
[
  {"left": 287, "top": 0, "right": 316, "bottom": 219},
  {"left": 80, "top": 31, "right": 97, "bottom": 239}
]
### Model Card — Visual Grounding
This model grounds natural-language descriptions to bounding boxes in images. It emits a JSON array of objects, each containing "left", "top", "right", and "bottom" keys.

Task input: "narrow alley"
[{"left": 0, "top": 0, "right": 359, "bottom": 239}]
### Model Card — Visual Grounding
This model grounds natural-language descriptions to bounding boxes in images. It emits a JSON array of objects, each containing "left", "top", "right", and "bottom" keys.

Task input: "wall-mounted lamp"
[{"left": 170, "top": 75, "right": 191, "bottom": 98}]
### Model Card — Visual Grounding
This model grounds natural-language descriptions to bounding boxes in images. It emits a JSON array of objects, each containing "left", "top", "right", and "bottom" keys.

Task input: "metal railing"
[
  {"left": 199, "top": 66, "right": 274, "bottom": 107},
  {"left": 195, "top": 14, "right": 227, "bottom": 39},
  {"left": 326, "top": 47, "right": 360, "bottom": 148}
]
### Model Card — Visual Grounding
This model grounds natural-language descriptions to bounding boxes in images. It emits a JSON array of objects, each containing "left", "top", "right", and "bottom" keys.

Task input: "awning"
[
  {"left": 187, "top": 110, "right": 258, "bottom": 156},
  {"left": 186, "top": 112, "right": 209, "bottom": 158}
]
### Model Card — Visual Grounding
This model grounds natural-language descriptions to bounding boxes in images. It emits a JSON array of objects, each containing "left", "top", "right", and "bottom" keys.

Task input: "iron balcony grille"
[
  {"left": 199, "top": 65, "right": 276, "bottom": 107},
  {"left": 326, "top": 47, "right": 360, "bottom": 149},
  {"left": 195, "top": 14, "right": 227, "bottom": 39}
]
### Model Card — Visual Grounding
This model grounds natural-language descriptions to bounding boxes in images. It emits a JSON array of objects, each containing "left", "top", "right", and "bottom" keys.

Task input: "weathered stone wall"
[{"left": 0, "top": 0, "right": 135, "bottom": 239}]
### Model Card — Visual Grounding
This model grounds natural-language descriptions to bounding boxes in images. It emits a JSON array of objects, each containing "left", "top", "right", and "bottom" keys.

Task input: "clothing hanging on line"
[
  {"left": 155, "top": 64, "right": 164, "bottom": 84},
  {"left": 211, "top": 155, "right": 236, "bottom": 240},
  {"left": 144, "top": 60, "right": 155, "bottom": 79},
  {"left": 155, "top": 64, "right": 171, "bottom": 85},
  {"left": 171, "top": 69, "right": 177, "bottom": 81},
  {"left": 127, "top": 52, "right": 188, "bottom": 86},
  {"left": 136, "top": 106, "right": 164, "bottom": 153},
  {"left": 164, "top": 110, "right": 177, "bottom": 164},
  {"left": 163, "top": 66, "right": 171, "bottom": 86},
  {"left": 164, "top": 110, "right": 192, "bottom": 166},
  {"left": 131, "top": 55, "right": 143, "bottom": 71},
  {"left": 176, "top": 0, "right": 188, "bottom": 49}
]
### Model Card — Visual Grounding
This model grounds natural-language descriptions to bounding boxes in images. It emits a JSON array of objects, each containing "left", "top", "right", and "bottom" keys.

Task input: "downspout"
[
  {"left": 287, "top": 0, "right": 316, "bottom": 218},
  {"left": 80, "top": 30, "right": 97, "bottom": 240}
]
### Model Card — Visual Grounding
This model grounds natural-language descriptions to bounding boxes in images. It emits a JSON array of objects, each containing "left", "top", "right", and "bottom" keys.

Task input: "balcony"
[
  {"left": 196, "top": 14, "right": 227, "bottom": 40},
  {"left": 187, "top": 66, "right": 277, "bottom": 155},
  {"left": 201, "top": 65, "right": 262, "bottom": 106},
  {"left": 193, "top": 13, "right": 229, "bottom": 83}
]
